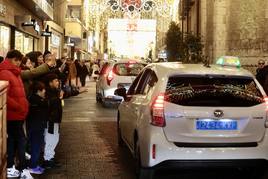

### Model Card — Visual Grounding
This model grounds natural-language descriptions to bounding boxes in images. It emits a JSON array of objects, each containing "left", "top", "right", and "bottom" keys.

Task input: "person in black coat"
[
  {"left": 256, "top": 62, "right": 268, "bottom": 93},
  {"left": 43, "top": 73, "right": 63, "bottom": 169},
  {"left": 27, "top": 81, "right": 48, "bottom": 174},
  {"left": 79, "top": 61, "right": 89, "bottom": 87}
]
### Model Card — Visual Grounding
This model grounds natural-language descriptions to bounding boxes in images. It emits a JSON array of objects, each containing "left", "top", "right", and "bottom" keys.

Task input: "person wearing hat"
[{"left": 43, "top": 73, "right": 63, "bottom": 169}]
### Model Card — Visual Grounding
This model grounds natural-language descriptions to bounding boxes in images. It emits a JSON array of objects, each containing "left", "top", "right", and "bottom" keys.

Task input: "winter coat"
[
  {"left": 80, "top": 65, "right": 89, "bottom": 78},
  {"left": 256, "top": 65, "right": 268, "bottom": 94},
  {"left": 21, "top": 63, "right": 50, "bottom": 96},
  {"left": 91, "top": 64, "right": 99, "bottom": 78},
  {"left": 46, "top": 87, "right": 63, "bottom": 123},
  {"left": 0, "top": 60, "right": 29, "bottom": 120},
  {"left": 68, "top": 62, "right": 77, "bottom": 80},
  {"left": 27, "top": 94, "right": 48, "bottom": 131}
]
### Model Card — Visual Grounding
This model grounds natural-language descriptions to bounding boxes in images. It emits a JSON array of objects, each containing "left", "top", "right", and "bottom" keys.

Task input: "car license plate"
[{"left": 196, "top": 120, "right": 237, "bottom": 130}]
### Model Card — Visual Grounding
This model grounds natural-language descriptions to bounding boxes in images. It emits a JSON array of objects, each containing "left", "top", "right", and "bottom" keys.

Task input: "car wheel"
[
  {"left": 96, "top": 93, "right": 101, "bottom": 103},
  {"left": 102, "top": 99, "right": 110, "bottom": 108},
  {"left": 135, "top": 140, "right": 154, "bottom": 179},
  {"left": 117, "top": 114, "right": 124, "bottom": 147},
  {"left": 250, "top": 166, "right": 267, "bottom": 179}
]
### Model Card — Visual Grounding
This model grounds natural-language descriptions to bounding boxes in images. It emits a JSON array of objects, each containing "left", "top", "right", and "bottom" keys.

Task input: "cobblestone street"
[
  {"left": 39, "top": 81, "right": 135, "bottom": 179},
  {"left": 37, "top": 81, "right": 268, "bottom": 179}
]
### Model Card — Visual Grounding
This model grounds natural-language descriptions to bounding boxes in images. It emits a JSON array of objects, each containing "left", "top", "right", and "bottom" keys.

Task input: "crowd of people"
[{"left": 0, "top": 49, "right": 93, "bottom": 179}]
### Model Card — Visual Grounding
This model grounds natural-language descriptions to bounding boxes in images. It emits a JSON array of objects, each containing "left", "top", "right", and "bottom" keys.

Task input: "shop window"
[
  {"left": 24, "top": 35, "right": 33, "bottom": 54},
  {"left": 0, "top": 25, "right": 10, "bottom": 57},
  {"left": 50, "top": 33, "right": 61, "bottom": 59},
  {"left": 15, "top": 31, "right": 34, "bottom": 54}
]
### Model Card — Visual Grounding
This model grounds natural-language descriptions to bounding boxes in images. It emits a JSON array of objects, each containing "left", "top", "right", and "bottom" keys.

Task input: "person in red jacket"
[{"left": 0, "top": 50, "right": 33, "bottom": 179}]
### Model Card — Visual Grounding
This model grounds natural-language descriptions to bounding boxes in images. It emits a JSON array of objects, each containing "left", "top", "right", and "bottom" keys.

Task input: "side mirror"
[
  {"left": 114, "top": 88, "right": 127, "bottom": 100},
  {"left": 94, "top": 71, "right": 99, "bottom": 75}
]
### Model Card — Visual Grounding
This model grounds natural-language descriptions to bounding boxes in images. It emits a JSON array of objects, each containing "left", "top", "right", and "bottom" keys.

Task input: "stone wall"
[{"left": 202, "top": 0, "right": 268, "bottom": 65}]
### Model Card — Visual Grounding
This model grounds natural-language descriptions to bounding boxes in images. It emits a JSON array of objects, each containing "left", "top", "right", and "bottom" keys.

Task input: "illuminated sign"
[
  {"left": 41, "top": 31, "right": 52, "bottom": 37},
  {"left": 216, "top": 56, "right": 241, "bottom": 68},
  {"left": 51, "top": 34, "right": 60, "bottom": 46},
  {"left": 22, "top": 20, "right": 35, "bottom": 27},
  {"left": 34, "top": 23, "right": 40, "bottom": 33}
]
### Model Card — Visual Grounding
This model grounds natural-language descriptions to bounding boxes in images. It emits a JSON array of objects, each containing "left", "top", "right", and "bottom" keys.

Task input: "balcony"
[
  {"left": 17, "top": 0, "right": 54, "bottom": 20},
  {"left": 65, "top": 17, "right": 87, "bottom": 39},
  {"left": 67, "top": 0, "right": 82, "bottom": 6}
]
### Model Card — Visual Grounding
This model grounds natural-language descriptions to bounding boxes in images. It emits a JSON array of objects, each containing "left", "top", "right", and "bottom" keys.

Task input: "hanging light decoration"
[{"left": 88, "top": 0, "right": 173, "bottom": 18}]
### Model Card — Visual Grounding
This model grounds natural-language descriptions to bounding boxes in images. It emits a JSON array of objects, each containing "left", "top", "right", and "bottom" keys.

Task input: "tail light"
[
  {"left": 151, "top": 93, "right": 165, "bottom": 127},
  {"left": 264, "top": 97, "right": 268, "bottom": 128},
  {"left": 152, "top": 144, "right": 156, "bottom": 159},
  {"left": 106, "top": 70, "right": 114, "bottom": 86}
]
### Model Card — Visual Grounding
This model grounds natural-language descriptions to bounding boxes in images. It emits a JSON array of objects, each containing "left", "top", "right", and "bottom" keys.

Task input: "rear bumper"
[
  {"left": 138, "top": 125, "right": 268, "bottom": 168},
  {"left": 151, "top": 159, "right": 268, "bottom": 170}
]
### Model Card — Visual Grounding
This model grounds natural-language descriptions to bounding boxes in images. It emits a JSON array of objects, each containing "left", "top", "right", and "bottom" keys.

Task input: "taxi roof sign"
[{"left": 216, "top": 56, "right": 241, "bottom": 68}]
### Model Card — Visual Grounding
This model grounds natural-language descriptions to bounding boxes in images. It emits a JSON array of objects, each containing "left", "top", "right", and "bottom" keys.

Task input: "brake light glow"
[
  {"left": 264, "top": 97, "right": 268, "bottom": 128},
  {"left": 151, "top": 93, "right": 165, "bottom": 127},
  {"left": 264, "top": 97, "right": 268, "bottom": 110},
  {"left": 107, "top": 70, "right": 114, "bottom": 86},
  {"left": 128, "top": 60, "right": 137, "bottom": 64}
]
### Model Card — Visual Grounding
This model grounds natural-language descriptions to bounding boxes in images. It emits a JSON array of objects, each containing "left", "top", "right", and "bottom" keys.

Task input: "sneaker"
[
  {"left": 43, "top": 160, "right": 61, "bottom": 169},
  {"left": 20, "top": 169, "right": 34, "bottom": 179},
  {"left": 7, "top": 165, "right": 20, "bottom": 178},
  {"left": 28, "top": 166, "right": 44, "bottom": 175},
  {"left": 51, "top": 158, "right": 62, "bottom": 167},
  {"left": 37, "top": 166, "right": 45, "bottom": 173}
]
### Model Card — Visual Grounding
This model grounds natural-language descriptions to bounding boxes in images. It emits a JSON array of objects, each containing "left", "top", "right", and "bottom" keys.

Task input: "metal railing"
[{"left": 65, "top": 17, "right": 87, "bottom": 30}]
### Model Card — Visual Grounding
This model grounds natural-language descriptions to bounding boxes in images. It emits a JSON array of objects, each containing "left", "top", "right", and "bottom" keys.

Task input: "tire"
[
  {"left": 250, "top": 166, "right": 268, "bottom": 179},
  {"left": 102, "top": 99, "right": 110, "bottom": 108},
  {"left": 117, "top": 114, "right": 124, "bottom": 147},
  {"left": 138, "top": 168, "right": 154, "bottom": 179},
  {"left": 96, "top": 93, "right": 101, "bottom": 103},
  {"left": 135, "top": 140, "right": 154, "bottom": 179}
]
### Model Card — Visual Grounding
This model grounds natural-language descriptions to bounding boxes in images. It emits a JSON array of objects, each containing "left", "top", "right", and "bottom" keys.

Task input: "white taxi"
[
  {"left": 115, "top": 56, "right": 268, "bottom": 179},
  {"left": 96, "top": 59, "right": 146, "bottom": 107}
]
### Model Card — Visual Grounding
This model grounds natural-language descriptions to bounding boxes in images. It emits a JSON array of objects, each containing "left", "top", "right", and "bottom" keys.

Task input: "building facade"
[
  {"left": 64, "top": 0, "right": 91, "bottom": 60},
  {"left": 0, "top": 0, "right": 68, "bottom": 58},
  {"left": 0, "top": 0, "right": 51, "bottom": 56},
  {"left": 180, "top": 0, "right": 268, "bottom": 65}
]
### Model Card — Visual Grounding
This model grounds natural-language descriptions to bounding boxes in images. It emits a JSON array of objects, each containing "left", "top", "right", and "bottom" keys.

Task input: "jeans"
[
  {"left": 28, "top": 129, "right": 44, "bottom": 168},
  {"left": 7, "top": 120, "right": 27, "bottom": 171}
]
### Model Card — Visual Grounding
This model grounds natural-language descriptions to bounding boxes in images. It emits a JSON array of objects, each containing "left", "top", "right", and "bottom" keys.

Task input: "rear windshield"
[
  {"left": 165, "top": 76, "right": 264, "bottom": 107},
  {"left": 113, "top": 63, "right": 146, "bottom": 76}
]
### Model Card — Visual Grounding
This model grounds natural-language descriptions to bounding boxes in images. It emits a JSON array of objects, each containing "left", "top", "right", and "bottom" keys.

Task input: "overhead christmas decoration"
[{"left": 88, "top": 0, "right": 172, "bottom": 18}]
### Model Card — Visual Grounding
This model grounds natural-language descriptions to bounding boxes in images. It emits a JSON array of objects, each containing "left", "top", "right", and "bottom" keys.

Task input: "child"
[
  {"left": 43, "top": 73, "right": 63, "bottom": 169},
  {"left": 27, "top": 81, "right": 47, "bottom": 174}
]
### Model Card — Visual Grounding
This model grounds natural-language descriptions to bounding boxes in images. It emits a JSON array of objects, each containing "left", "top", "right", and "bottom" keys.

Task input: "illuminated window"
[
  {"left": 0, "top": 25, "right": 10, "bottom": 57},
  {"left": 15, "top": 31, "right": 34, "bottom": 54}
]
